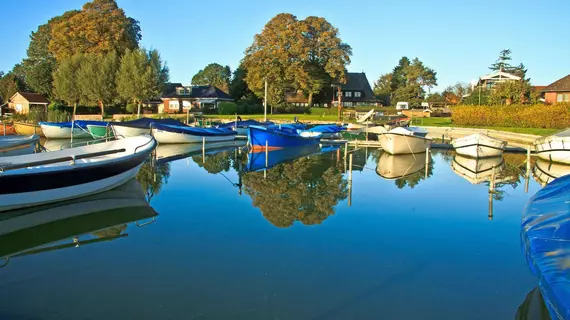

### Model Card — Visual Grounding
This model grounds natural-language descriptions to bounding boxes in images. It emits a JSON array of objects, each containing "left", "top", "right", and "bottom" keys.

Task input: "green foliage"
[
  {"left": 192, "top": 63, "right": 231, "bottom": 93},
  {"left": 218, "top": 102, "right": 238, "bottom": 115},
  {"left": 48, "top": 0, "right": 140, "bottom": 61},
  {"left": 126, "top": 103, "right": 137, "bottom": 113},
  {"left": 373, "top": 73, "right": 392, "bottom": 105},
  {"left": 77, "top": 51, "right": 119, "bottom": 114},
  {"left": 462, "top": 87, "right": 492, "bottom": 105},
  {"left": 137, "top": 160, "right": 171, "bottom": 202},
  {"left": 53, "top": 53, "right": 84, "bottom": 109},
  {"left": 47, "top": 109, "right": 71, "bottom": 122},
  {"left": 426, "top": 92, "right": 446, "bottom": 103},
  {"left": 452, "top": 104, "right": 570, "bottom": 129},
  {"left": 243, "top": 13, "right": 351, "bottom": 106},
  {"left": 489, "top": 49, "right": 527, "bottom": 79},
  {"left": 0, "top": 71, "right": 27, "bottom": 103},
  {"left": 229, "top": 65, "right": 254, "bottom": 100},
  {"left": 377, "top": 57, "right": 438, "bottom": 106},
  {"left": 48, "top": 101, "right": 65, "bottom": 110}
]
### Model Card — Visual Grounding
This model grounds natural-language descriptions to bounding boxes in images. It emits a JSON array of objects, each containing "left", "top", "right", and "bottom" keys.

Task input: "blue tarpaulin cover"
[
  {"left": 307, "top": 125, "right": 346, "bottom": 133},
  {"left": 521, "top": 174, "right": 570, "bottom": 320},
  {"left": 153, "top": 123, "right": 236, "bottom": 136},
  {"left": 115, "top": 117, "right": 184, "bottom": 129},
  {"left": 217, "top": 120, "right": 274, "bottom": 129}
]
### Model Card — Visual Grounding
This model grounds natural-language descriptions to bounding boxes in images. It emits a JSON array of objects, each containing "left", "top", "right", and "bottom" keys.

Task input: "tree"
[
  {"left": 373, "top": 73, "right": 392, "bottom": 103},
  {"left": 191, "top": 63, "right": 231, "bottom": 93},
  {"left": 243, "top": 13, "right": 351, "bottom": 109},
  {"left": 390, "top": 57, "right": 411, "bottom": 93},
  {"left": 49, "top": 0, "right": 140, "bottom": 61},
  {"left": 117, "top": 48, "right": 169, "bottom": 116},
  {"left": 77, "top": 51, "right": 119, "bottom": 115},
  {"left": 53, "top": 54, "right": 84, "bottom": 115},
  {"left": 0, "top": 72, "right": 26, "bottom": 104},
  {"left": 229, "top": 64, "right": 253, "bottom": 100},
  {"left": 23, "top": 10, "right": 79, "bottom": 98},
  {"left": 442, "top": 82, "right": 469, "bottom": 103},
  {"left": 383, "top": 57, "right": 437, "bottom": 106},
  {"left": 490, "top": 49, "right": 512, "bottom": 71}
]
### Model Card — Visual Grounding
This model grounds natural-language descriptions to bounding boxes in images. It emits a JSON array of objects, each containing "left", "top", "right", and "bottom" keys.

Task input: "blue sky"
[{"left": 1, "top": 0, "right": 568, "bottom": 91}]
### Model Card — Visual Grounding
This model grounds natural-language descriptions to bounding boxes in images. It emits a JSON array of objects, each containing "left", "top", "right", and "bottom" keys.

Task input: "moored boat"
[
  {"left": 218, "top": 119, "right": 274, "bottom": 136},
  {"left": 151, "top": 123, "right": 236, "bottom": 144},
  {"left": 451, "top": 155, "right": 505, "bottom": 184},
  {"left": 0, "top": 135, "right": 156, "bottom": 212},
  {"left": 452, "top": 133, "right": 507, "bottom": 158},
  {"left": 533, "top": 128, "right": 570, "bottom": 164},
  {"left": 14, "top": 122, "right": 44, "bottom": 137},
  {"left": 306, "top": 124, "right": 346, "bottom": 139},
  {"left": 39, "top": 120, "right": 106, "bottom": 139},
  {"left": 379, "top": 127, "right": 431, "bottom": 155},
  {"left": 375, "top": 152, "right": 429, "bottom": 179},
  {"left": 248, "top": 125, "right": 322, "bottom": 151},
  {"left": 533, "top": 158, "right": 570, "bottom": 186},
  {"left": 111, "top": 117, "right": 184, "bottom": 138},
  {"left": 0, "top": 122, "right": 15, "bottom": 135},
  {"left": 521, "top": 174, "right": 570, "bottom": 320}
]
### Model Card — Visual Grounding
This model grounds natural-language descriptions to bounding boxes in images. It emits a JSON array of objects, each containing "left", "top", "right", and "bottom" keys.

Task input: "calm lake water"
[{"left": 1, "top": 140, "right": 563, "bottom": 319}]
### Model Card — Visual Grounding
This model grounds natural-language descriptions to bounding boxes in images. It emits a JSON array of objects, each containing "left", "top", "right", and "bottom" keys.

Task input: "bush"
[
  {"left": 126, "top": 103, "right": 137, "bottom": 114},
  {"left": 218, "top": 102, "right": 238, "bottom": 115},
  {"left": 47, "top": 109, "right": 71, "bottom": 122},
  {"left": 452, "top": 104, "right": 570, "bottom": 129}
]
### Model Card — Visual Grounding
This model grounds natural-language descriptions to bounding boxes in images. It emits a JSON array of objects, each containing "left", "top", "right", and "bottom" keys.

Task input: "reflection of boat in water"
[
  {"left": 0, "top": 179, "right": 157, "bottom": 265},
  {"left": 246, "top": 145, "right": 320, "bottom": 171},
  {"left": 375, "top": 152, "right": 428, "bottom": 179},
  {"left": 521, "top": 175, "right": 570, "bottom": 320},
  {"left": 42, "top": 138, "right": 93, "bottom": 151},
  {"left": 533, "top": 158, "right": 570, "bottom": 186},
  {"left": 451, "top": 155, "right": 505, "bottom": 184},
  {"left": 155, "top": 140, "right": 246, "bottom": 164}
]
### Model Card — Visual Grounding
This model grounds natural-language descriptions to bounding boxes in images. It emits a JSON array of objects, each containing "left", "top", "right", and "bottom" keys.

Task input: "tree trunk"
[
  {"left": 137, "top": 102, "right": 141, "bottom": 119},
  {"left": 99, "top": 100, "right": 104, "bottom": 120},
  {"left": 72, "top": 102, "right": 77, "bottom": 121},
  {"left": 308, "top": 92, "right": 313, "bottom": 107}
]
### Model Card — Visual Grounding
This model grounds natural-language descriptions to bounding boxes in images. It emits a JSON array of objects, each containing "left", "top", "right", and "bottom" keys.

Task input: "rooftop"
[{"left": 543, "top": 74, "right": 570, "bottom": 92}]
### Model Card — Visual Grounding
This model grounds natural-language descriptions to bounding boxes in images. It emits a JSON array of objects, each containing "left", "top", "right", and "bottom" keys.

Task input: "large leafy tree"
[
  {"left": 53, "top": 54, "right": 84, "bottom": 115},
  {"left": 0, "top": 71, "right": 27, "bottom": 104},
  {"left": 116, "top": 48, "right": 169, "bottom": 116},
  {"left": 77, "top": 51, "right": 119, "bottom": 115},
  {"left": 243, "top": 13, "right": 351, "bottom": 108},
  {"left": 191, "top": 63, "right": 231, "bottom": 93},
  {"left": 23, "top": 10, "right": 79, "bottom": 98},
  {"left": 49, "top": 0, "right": 141, "bottom": 61},
  {"left": 373, "top": 73, "right": 392, "bottom": 105}
]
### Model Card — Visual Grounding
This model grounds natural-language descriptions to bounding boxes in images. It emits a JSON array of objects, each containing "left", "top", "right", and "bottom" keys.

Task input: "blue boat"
[
  {"left": 307, "top": 124, "right": 346, "bottom": 139},
  {"left": 217, "top": 119, "right": 274, "bottom": 135},
  {"left": 39, "top": 120, "right": 108, "bottom": 139},
  {"left": 521, "top": 174, "right": 570, "bottom": 320},
  {"left": 246, "top": 145, "right": 320, "bottom": 171},
  {"left": 248, "top": 125, "right": 322, "bottom": 150}
]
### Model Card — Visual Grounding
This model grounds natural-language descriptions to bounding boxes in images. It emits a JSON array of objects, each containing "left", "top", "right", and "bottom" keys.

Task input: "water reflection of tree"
[
  {"left": 243, "top": 155, "right": 348, "bottom": 228},
  {"left": 137, "top": 160, "right": 171, "bottom": 202},
  {"left": 491, "top": 153, "right": 528, "bottom": 200},
  {"left": 91, "top": 225, "right": 127, "bottom": 238},
  {"left": 192, "top": 150, "right": 233, "bottom": 174},
  {"left": 394, "top": 158, "right": 434, "bottom": 189}
]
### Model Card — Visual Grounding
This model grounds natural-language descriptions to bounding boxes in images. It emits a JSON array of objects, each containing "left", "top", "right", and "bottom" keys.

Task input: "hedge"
[{"left": 452, "top": 104, "right": 570, "bottom": 129}]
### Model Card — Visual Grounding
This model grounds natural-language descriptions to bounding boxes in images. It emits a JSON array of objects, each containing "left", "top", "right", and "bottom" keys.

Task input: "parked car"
[{"left": 396, "top": 102, "right": 409, "bottom": 110}]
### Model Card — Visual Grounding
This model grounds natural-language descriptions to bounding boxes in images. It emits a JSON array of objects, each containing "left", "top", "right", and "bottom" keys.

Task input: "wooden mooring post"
[
  {"left": 525, "top": 146, "right": 531, "bottom": 193},
  {"left": 488, "top": 192, "right": 493, "bottom": 220},
  {"left": 348, "top": 153, "right": 353, "bottom": 182},
  {"left": 265, "top": 140, "right": 269, "bottom": 168},
  {"left": 202, "top": 137, "right": 206, "bottom": 164},
  {"left": 490, "top": 165, "right": 496, "bottom": 192}
]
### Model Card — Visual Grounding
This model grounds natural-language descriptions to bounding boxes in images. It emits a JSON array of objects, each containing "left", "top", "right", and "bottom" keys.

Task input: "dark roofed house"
[
  {"left": 542, "top": 74, "right": 570, "bottom": 104},
  {"left": 8, "top": 92, "right": 50, "bottom": 114},
  {"left": 286, "top": 72, "right": 378, "bottom": 107},
  {"left": 160, "top": 83, "right": 233, "bottom": 113}
]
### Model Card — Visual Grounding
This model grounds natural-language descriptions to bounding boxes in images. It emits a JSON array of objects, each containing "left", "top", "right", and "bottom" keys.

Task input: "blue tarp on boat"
[
  {"left": 115, "top": 117, "right": 184, "bottom": 129},
  {"left": 217, "top": 120, "right": 274, "bottom": 129},
  {"left": 307, "top": 125, "right": 346, "bottom": 133},
  {"left": 39, "top": 120, "right": 107, "bottom": 129},
  {"left": 153, "top": 123, "right": 236, "bottom": 136},
  {"left": 521, "top": 174, "right": 570, "bottom": 320}
]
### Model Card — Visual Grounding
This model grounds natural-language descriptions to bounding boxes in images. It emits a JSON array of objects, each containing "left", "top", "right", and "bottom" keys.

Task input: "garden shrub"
[
  {"left": 218, "top": 102, "right": 238, "bottom": 115},
  {"left": 452, "top": 104, "right": 570, "bottom": 129}
]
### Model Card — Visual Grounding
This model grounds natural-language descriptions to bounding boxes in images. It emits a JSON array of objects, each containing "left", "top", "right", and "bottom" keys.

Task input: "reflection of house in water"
[
  {"left": 533, "top": 159, "right": 570, "bottom": 186},
  {"left": 0, "top": 180, "right": 157, "bottom": 266}
]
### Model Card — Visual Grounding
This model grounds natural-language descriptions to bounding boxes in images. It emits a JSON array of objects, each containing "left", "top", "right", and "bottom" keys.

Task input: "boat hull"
[
  {"left": 453, "top": 133, "right": 506, "bottom": 158},
  {"left": 0, "top": 135, "right": 39, "bottom": 150},
  {"left": 112, "top": 125, "right": 149, "bottom": 138},
  {"left": 14, "top": 122, "right": 45, "bottom": 137},
  {"left": 0, "top": 136, "right": 156, "bottom": 212},
  {"left": 87, "top": 124, "right": 113, "bottom": 139},
  {"left": 40, "top": 124, "right": 91, "bottom": 139},
  {"left": 152, "top": 128, "right": 236, "bottom": 144},
  {"left": 248, "top": 126, "right": 321, "bottom": 150},
  {"left": 0, "top": 123, "right": 15, "bottom": 135},
  {"left": 379, "top": 133, "right": 431, "bottom": 155},
  {"left": 534, "top": 142, "right": 570, "bottom": 164}
]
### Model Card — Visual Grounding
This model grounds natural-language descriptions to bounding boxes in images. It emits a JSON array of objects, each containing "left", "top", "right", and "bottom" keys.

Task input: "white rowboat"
[
  {"left": 533, "top": 128, "right": 570, "bottom": 164},
  {"left": 452, "top": 133, "right": 507, "bottom": 158},
  {"left": 379, "top": 127, "right": 432, "bottom": 155},
  {"left": 0, "top": 135, "right": 156, "bottom": 212}
]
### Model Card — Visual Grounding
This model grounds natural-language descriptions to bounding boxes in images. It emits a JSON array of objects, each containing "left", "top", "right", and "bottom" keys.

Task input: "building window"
[
  {"left": 354, "top": 91, "right": 362, "bottom": 98},
  {"left": 557, "top": 94, "right": 564, "bottom": 102},
  {"left": 565, "top": 93, "right": 570, "bottom": 102},
  {"left": 345, "top": 91, "right": 352, "bottom": 97},
  {"left": 169, "top": 100, "right": 179, "bottom": 110}
]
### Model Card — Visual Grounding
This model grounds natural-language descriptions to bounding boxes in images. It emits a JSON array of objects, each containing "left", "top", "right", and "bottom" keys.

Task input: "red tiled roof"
[{"left": 543, "top": 74, "right": 570, "bottom": 92}]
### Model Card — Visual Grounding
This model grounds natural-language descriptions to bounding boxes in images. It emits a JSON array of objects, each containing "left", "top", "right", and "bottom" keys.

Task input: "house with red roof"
[{"left": 542, "top": 74, "right": 570, "bottom": 104}]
